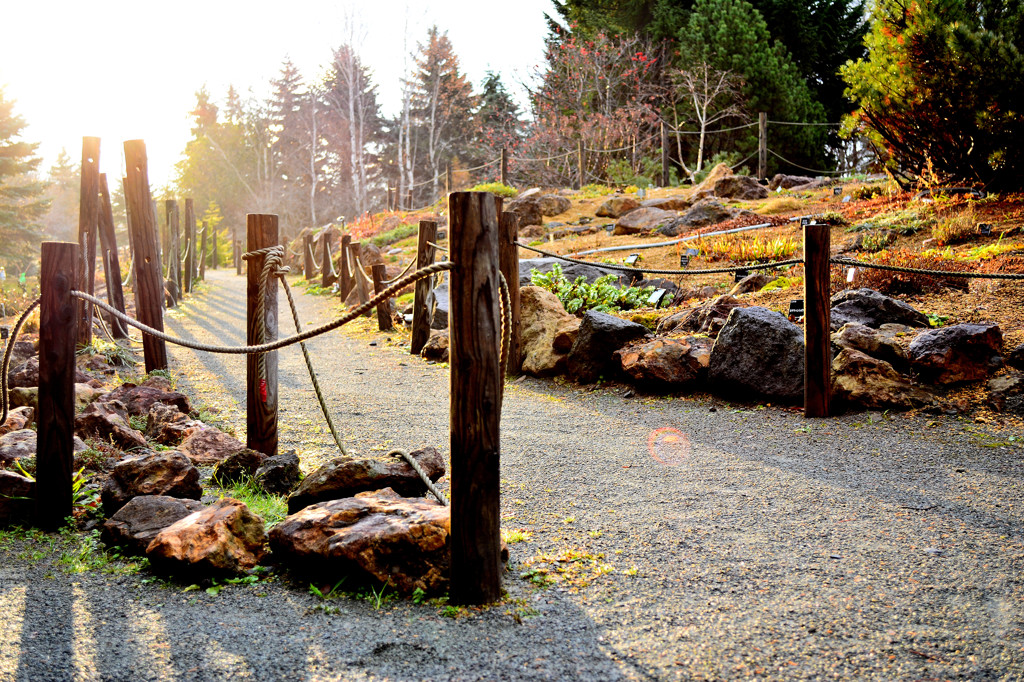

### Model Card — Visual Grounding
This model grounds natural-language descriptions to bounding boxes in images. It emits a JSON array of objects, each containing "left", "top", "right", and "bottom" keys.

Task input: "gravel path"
[{"left": 2, "top": 267, "right": 1023, "bottom": 681}]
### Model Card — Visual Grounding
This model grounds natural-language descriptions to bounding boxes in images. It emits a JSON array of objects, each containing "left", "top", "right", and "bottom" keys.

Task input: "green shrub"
[
  {"left": 578, "top": 184, "right": 615, "bottom": 198},
  {"left": 467, "top": 182, "right": 518, "bottom": 198},
  {"left": 370, "top": 223, "right": 419, "bottom": 248},
  {"left": 932, "top": 206, "right": 977, "bottom": 246},
  {"left": 861, "top": 230, "right": 895, "bottom": 252},
  {"left": 530, "top": 263, "right": 655, "bottom": 315}
]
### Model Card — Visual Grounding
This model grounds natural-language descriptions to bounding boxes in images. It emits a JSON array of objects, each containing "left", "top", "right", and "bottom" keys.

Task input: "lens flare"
[{"left": 647, "top": 427, "right": 691, "bottom": 466}]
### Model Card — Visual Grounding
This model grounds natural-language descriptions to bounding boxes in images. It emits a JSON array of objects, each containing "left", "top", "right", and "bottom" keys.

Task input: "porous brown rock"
[
  {"left": 713, "top": 175, "right": 769, "bottom": 200},
  {"left": 75, "top": 400, "right": 147, "bottom": 451},
  {"left": 147, "top": 498, "right": 268, "bottom": 576},
  {"left": 616, "top": 337, "right": 712, "bottom": 388},
  {"left": 831, "top": 348, "right": 935, "bottom": 410},
  {"left": 270, "top": 487, "right": 452, "bottom": 595},
  {"left": 595, "top": 197, "right": 640, "bottom": 218},
  {"left": 692, "top": 163, "right": 734, "bottom": 194},
  {"left": 909, "top": 323, "right": 1003, "bottom": 385},
  {"left": 567, "top": 311, "right": 651, "bottom": 384},
  {"left": 832, "top": 323, "right": 910, "bottom": 371},
  {"left": 8, "top": 357, "right": 93, "bottom": 389},
  {"left": 0, "top": 406, "right": 34, "bottom": 437},
  {"left": 212, "top": 448, "right": 267, "bottom": 485},
  {"left": 101, "top": 495, "right": 205, "bottom": 555},
  {"left": 287, "top": 447, "right": 445, "bottom": 514},
  {"left": 420, "top": 330, "right": 450, "bottom": 363},
  {"left": 537, "top": 194, "right": 571, "bottom": 216},
  {"left": 729, "top": 273, "right": 776, "bottom": 296},
  {"left": 178, "top": 427, "right": 246, "bottom": 465},
  {"left": 0, "top": 430, "right": 37, "bottom": 468},
  {"left": 145, "top": 403, "right": 203, "bottom": 445},
  {"left": 641, "top": 196, "right": 690, "bottom": 211},
  {"left": 102, "top": 383, "right": 191, "bottom": 416},
  {"left": 101, "top": 450, "right": 202, "bottom": 515},
  {"left": 656, "top": 295, "right": 746, "bottom": 337},
  {"left": 520, "top": 286, "right": 576, "bottom": 377},
  {"left": 255, "top": 451, "right": 303, "bottom": 495},
  {"left": 612, "top": 207, "right": 675, "bottom": 235},
  {"left": 769, "top": 174, "right": 816, "bottom": 190}
]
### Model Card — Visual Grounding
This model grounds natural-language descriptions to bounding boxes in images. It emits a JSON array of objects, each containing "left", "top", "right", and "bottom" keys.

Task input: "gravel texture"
[{"left": 2, "top": 267, "right": 1023, "bottom": 681}]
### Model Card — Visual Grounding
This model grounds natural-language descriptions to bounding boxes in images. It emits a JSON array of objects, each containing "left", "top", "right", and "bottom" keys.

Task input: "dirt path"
[{"left": 2, "top": 267, "right": 1023, "bottom": 681}]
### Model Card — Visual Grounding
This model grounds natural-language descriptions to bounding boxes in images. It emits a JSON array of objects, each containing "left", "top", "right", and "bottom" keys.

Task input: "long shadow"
[{"left": 14, "top": 539, "right": 75, "bottom": 681}]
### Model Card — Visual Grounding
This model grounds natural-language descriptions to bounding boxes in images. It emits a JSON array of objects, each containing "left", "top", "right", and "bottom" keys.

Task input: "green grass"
[
  {"left": 217, "top": 476, "right": 288, "bottom": 528},
  {"left": 370, "top": 223, "right": 419, "bottom": 248},
  {"left": 467, "top": 182, "right": 518, "bottom": 198}
]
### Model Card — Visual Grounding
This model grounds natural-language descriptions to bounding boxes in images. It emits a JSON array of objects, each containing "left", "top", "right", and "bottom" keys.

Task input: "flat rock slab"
[
  {"left": 147, "top": 498, "right": 267, "bottom": 576},
  {"left": 103, "top": 383, "right": 191, "bottom": 416},
  {"left": 101, "top": 495, "right": 206, "bottom": 555},
  {"left": 101, "top": 450, "right": 202, "bottom": 516},
  {"left": 178, "top": 427, "right": 246, "bottom": 465}
]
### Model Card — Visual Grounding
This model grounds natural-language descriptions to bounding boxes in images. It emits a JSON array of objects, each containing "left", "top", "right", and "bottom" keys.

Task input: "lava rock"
[
  {"left": 0, "top": 430, "right": 37, "bottom": 468},
  {"left": 616, "top": 336, "right": 712, "bottom": 388},
  {"left": 255, "top": 451, "right": 302, "bottom": 495},
  {"left": 909, "top": 323, "right": 1003, "bottom": 385},
  {"left": 101, "top": 495, "right": 205, "bottom": 555},
  {"left": 75, "top": 400, "right": 147, "bottom": 451},
  {"left": 567, "top": 311, "right": 650, "bottom": 384},
  {"left": 102, "top": 383, "right": 191, "bottom": 416},
  {"left": 147, "top": 498, "right": 267, "bottom": 576},
  {"left": 830, "top": 288, "right": 930, "bottom": 330},
  {"left": 178, "top": 427, "right": 247, "bottom": 466},
  {"left": 101, "top": 450, "right": 202, "bottom": 515},
  {"left": 612, "top": 207, "right": 676, "bottom": 235},
  {"left": 420, "top": 330, "right": 449, "bottom": 363},
  {"left": 707, "top": 306, "right": 805, "bottom": 402},
  {"left": 713, "top": 175, "right": 769, "bottom": 200},
  {"left": 212, "top": 448, "right": 267, "bottom": 486},
  {"left": 520, "top": 286, "right": 577, "bottom": 377},
  {"left": 595, "top": 197, "right": 640, "bottom": 218},
  {"left": 0, "top": 406, "right": 34, "bottom": 437},
  {"left": 145, "top": 403, "right": 203, "bottom": 446},
  {"left": 831, "top": 348, "right": 935, "bottom": 410}
]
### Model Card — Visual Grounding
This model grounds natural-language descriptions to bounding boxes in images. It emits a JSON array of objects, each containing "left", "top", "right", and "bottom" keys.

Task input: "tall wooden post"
[
  {"left": 339, "top": 234, "right": 352, "bottom": 300},
  {"left": 97, "top": 175, "right": 128, "bottom": 339},
  {"left": 410, "top": 220, "right": 437, "bottom": 355},
  {"left": 183, "top": 199, "right": 195, "bottom": 293},
  {"left": 123, "top": 140, "right": 168, "bottom": 372},
  {"left": 350, "top": 242, "right": 370, "bottom": 305},
  {"left": 371, "top": 264, "right": 393, "bottom": 331},
  {"left": 321, "top": 234, "right": 334, "bottom": 288},
  {"left": 498, "top": 211, "right": 522, "bottom": 375},
  {"left": 234, "top": 230, "right": 241, "bottom": 275},
  {"left": 246, "top": 214, "right": 279, "bottom": 456},
  {"left": 758, "top": 112, "right": 768, "bottom": 181},
  {"left": 500, "top": 147, "right": 508, "bottom": 186},
  {"left": 448, "top": 191, "right": 502, "bottom": 605},
  {"left": 165, "top": 200, "right": 181, "bottom": 302},
  {"left": 77, "top": 136, "right": 100, "bottom": 347},
  {"left": 576, "top": 139, "right": 584, "bottom": 191},
  {"left": 406, "top": 189, "right": 413, "bottom": 210},
  {"left": 37, "top": 242, "right": 79, "bottom": 530},
  {"left": 661, "top": 121, "right": 670, "bottom": 187},
  {"left": 199, "top": 222, "right": 208, "bottom": 281},
  {"left": 303, "top": 233, "right": 315, "bottom": 280},
  {"left": 804, "top": 223, "right": 831, "bottom": 418},
  {"left": 211, "top": 227, "right": 218, "bottom": 270}
]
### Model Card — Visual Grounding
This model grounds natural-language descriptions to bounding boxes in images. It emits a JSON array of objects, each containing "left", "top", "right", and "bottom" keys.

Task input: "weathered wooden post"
[
  {"left": 804, "top": 222, "right": 831, "bottom": 418},
  {"left": 321, "top": 233, "right": 335, "bottom": 288},
  {"left": 339, "top": 234, "right": 352, "bottom": 300},
  {"left": 758, "top": 112, "right": 768, "bottom": 182},
  {"left": 97, "top": 174, "right": 128, "bottom": 339},
  {"left": 246, "top": 214, "right": 279, "bottom": 456},
  {"left": 211, "top": 227, "right": 218, "bottom": 270},
  {"left": 165, "top": 200, "right": 181, "bottom": 302},
  {"left": 123, "top": 140, "right": 168, "bottom": 372},
  {"left": 446, "top": 163, "right": 452, "bottom": 195},
  {"left": 350, "top": 242, "right": 369, "bottom": 305},
  {"left": 371, "top": 264, "right": 393, "bottom": 331},
  {"left": 661, "top": 121, "right": 670, "bottom": 187},
  {"left": 37, "top": 242, "right": 79, "bottom": 530},
  {"left": 199, "top": 222, "right": 208, "bottom": 281},
  {"left": 410, "top": 220, "right": 437, "bottom": 355},
  {"left": 448, "top": 191, "right": 503, "bottom": 605},
  {"left": 234, "top": 230, "right": 242, "bottom": 275},
  {"left": 406, "top": 189, "right": 413, "bottom": 210},
  {"left": 183, "top": 199, "right": 196, "bottom": 293},
  {"left": 500, "top": 147, "right": 508, "bottom": 186},
  {"left": 77, "top": 136, "right": 100, "bottom": 347},
  {"left": 498, "top": 211, "right": 522, "bottom": 375},
  {"left": 303, "top": 234, "right": 315, "bottom": 280}
]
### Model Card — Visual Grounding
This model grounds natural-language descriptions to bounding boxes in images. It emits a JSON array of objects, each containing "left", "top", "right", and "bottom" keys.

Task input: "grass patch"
[
  {"left": 932, "top": 205, "right": 978, "bottom": 246},
  {"left": 370, "top": 223, "right": 419, "bottom": 248},
  {"left": 467, "top": 182, "right": 517, "bottom": 198},
  {"left": 217, "top": 476, "right": 288, "bottom": 528},
  {"left": 758, "top": 197, "right": 803, "bottom": 214}
]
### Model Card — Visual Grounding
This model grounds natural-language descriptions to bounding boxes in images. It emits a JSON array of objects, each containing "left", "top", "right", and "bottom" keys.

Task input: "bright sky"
[{"left": 0, "top": 0, "right": 556, "bottom": 188}]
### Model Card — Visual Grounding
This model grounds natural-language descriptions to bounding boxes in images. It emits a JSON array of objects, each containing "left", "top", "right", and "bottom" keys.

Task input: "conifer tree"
[
  {"left": 0, "top": 88, "right": 48, "bottom": 270},
  {"left": 41, "top": 148, "right": 78, "bottom": 242}
]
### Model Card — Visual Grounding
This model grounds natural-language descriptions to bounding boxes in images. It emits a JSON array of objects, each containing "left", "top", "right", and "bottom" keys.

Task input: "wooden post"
[
  {"left": 37, "top": 242, "right": 79, "bottom": 530},
  {"left": 804, "top": 222, "right": 831, "bottom": 418},
  {"left": 303, "top": 234, "right": 315, "bottom": 280},
  {"left": 576, "top": 138, "right": 584, "bottom": 191},
  {"left": 123, "top": 140, "right": 168, "bottom": 372},
  {"left": 246, "top": 214, "right": 279, "bottom": 456},
  {"left": 448, "top": 191, "right": 502, "bottom": 605},
  {"left": 199, "top": 222, "right": 208, "bottom": 281},
  {"left": 165, "top": 200, "right": 181, "bottom": 302},
  {"left": 211, "top": 227, "right": 218, "bottom": 270},
  {"left": 234, "top": 230, "right": 242, "bottom": 275},
  {"left": 339, "top": 234, "right": 352, "bottom": 300},
  {"left": 387, "top": 186, "right": 395, "bottom": 211},
  {"left": 500, "top": 147, "right": 508, "bottom": 186},
  {"left": 406, "top": 189, "right": 413, "bottom": 210},
  {"left": 661, "top": 121, "right": 670, "bottom": 187},
  {"left": 371, "top": 264, "right": 393, "bottom": 331},
  {"left": 321, "top": 234, "right": 335, "bottom": 288},
  {"left": 498, "top": 211, "right": 522, "bottom": 375},
  {"left": 410, "top": 220, "right": 437, "bottom": 355},
  {"left": 758, "top": 111, "right": 767, "bottom": 181},
  {"left": 96, "top": 175, "right": 128, "bottom": 339},
  {"left": 183, "top": 199, "right": 195, "bottom": 293},
  {"left": 77, "top": 136, "right": 100, "bottom": 347},
  {"left": 350, "top": 242, "right": 370, "bottom": 305}
]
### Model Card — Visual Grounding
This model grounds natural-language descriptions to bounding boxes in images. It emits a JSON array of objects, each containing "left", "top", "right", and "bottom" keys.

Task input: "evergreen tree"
[
  {"left": 0, "top": 88, "right": 48, "bottom": 271},
  {"left": 269, "top": 59, "right": 313, "bottom": 235},
  {"left": 41, "top": 148, "right": 79, "bottom": 242},
  {"left": 473, "top": 72, "right": 523, "bottom": 178},
  {"left": 842, "top": 0, "right": 1024, "bottom": 188}
]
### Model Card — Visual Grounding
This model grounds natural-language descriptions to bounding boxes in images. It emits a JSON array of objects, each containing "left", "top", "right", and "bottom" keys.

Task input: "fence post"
[
  {"left": 77, "top": 136, "right": 100, "bottom": 347},
  {"left": 758, "top": 112, "right": 767, "bottom": 181},
  {"left": 234, "top": 231, "right": 241, "bottom": 275},
  {"left": 371, "top": 264, "right": 393, "bottom": 331},
  {"left": 211, "top": 227, "right": 218, "bottom": 270},
  {"left": 406, "top": 189, "right": 413, "bottom": 210},
  {"left": 350, "top": 242, "right": 370, "bottom": 305},
  {"left": 183, "top": 198, "right": 195, "bottom": 294},
  {"left": 804, "top": 222, "right": 831, "bottom": 418},
  {"left": 123, "top": 140, "right": 168, "bottom": 372},
  {"left": 498, "top": 211, "right": 522, "bottom": 375},
  {"left": 500, "top": 147, "right": 508, "bottom": 186},
  {"left": 303, "top": 234, "right": 314, "bottom": 280},
  {"left": 321, "top": 234, "right": 335, "bottom": 288},
  {"left": 199, "top": 222, "right": 208, "bottom": 281},
  {"left": 448, "top": 191, "right": 502, "bottom": 605},
  {"left": 37, "top": 242, "right": 79, "bottom": 530},
  {"left": 246, "top": 214, "right": 279, "bottom": 456},
  {"left": 339, "top": 234, "right": 352, "bottom": 300},
  {"left": 410, "top": 220, "right": 437, "bottom": 355},
  {"left": 97, "top": 174, "right": 128, "bottom": 338},
  {"left": 661, "top": 121, "right": 670, "bottom": 187},
  {"left": 165, "top": 200, "right": 180, "bottom": 303}
]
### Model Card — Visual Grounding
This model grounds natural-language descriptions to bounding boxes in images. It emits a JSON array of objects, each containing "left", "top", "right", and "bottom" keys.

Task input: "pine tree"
[
  {"left": 473, "top": 72, "right": 523, "bottom": 178},
  {"left": 41, "top": 148, "right": 79, "bottom": 242},
  {"left": 0, "top": 88, "right": 48, "bottom": 271},
  {"left": 269, "top": 59, "right": 312, "bottom": 236}
]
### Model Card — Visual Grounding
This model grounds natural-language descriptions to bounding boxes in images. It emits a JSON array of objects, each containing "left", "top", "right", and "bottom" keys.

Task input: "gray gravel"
[{"left": 2, "top": 267, "right": 1023, "bottom": 681}]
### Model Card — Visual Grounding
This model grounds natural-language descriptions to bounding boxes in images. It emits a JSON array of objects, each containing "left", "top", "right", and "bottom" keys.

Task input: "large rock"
[
  {"left": 101, "top": 450, "right": 202, "bottom": 515},
  {"left": 660, "top": 199, "right": 733, "bottom": 234},
  {"left": 596, "top": 197, "right": 640, "bottom": 218},
  {"left": 287, "top": 447, "right": 445, "bottom": 514},
  {"left": 769, "top": 174, "right": 816, "bottom": 190},
  {"left": 519, "top": 258, "right": 626, "bottom": 288},
  {"left": 255, "top": 451, "right": 302, "bottom": 495},
  {"left": 987, "top": 372, "right": 1024, "bottom": 413},
  {"left": 147, "top": 498, "right": 268, "bottom": 576},
  {"left": 567, "top": 311, "right": 650, "bottom": 384},
  {"left": 656, "top": 295, "right": 746, "bottom": 337},
  {"left": 1006, "top": 342, "right": 1024, "bottom": 370},
  {"left": 102, "top": 383, "right": 191, "bottom": 416},
  {"left": 270, "top": 488, "right": 452, "bottom": 595},
  {"left": 641, "top": 196, "right": 690, "bottom": 211},
  {"left": 613, "top": 207, "right": 675, "bottom": 235},
  {"left": 520, "top": 286, "right": 576, "bottom": 377},
  {"left": 714, "top": 175, "right": 769, "bottom": 200},
  {"left": 693, "top": 163, "right": 734, "bottom": 195},
  {"left": 430, "top": 281, "right": 449, "bottom": 330},
  {"left": 830, "top": 288, "right": 930, "bottom": 330},
  {"left": 708, "top": 307, "right": 805, "bottom": 402},
  {"left": 212, "top": 448, "right": 267, "bottom": 485},
  {"left": 145, "top": 403, "right": 203, "bottom": 445},
  {"left": 832, "top": 323, "right": 910, "bottom": 371},
  {"left": 616, "top": 337, "right": 712, "bottom": 388},
  {"left": 909, "top": 323, "right": 1003, "bottom": 385},
  {"left": 831, "top": 348, "right": 935, "bottom": 410},
  {"left": 75, "top": 400, "right": 147, "bottom": 451},
  {"left": 506, "top": 196, "right": 544, "bottom": 227},
  {"left": 553, "top": 316, "right": 582, "bottom": 353},
  {"left": 178, "top": 427, "right": 246, "bottom": 465},
  {"left": 0, "top": 406, "right": 34, "bottom": 437},
  {"left": 8, "top": 357, "right": 93, "bottom": 389},
  {"left": 0, "top": 470, "right": 34, "bottom": 522},
  {"left": 0, "top": 430, "right": 37, "bottom": 468},
  {"left": 537, "top": 194, "right": 571, "bottom": 216},
  {"left": 101, "top": 495, "right": 205, "bottom": 555},
  {"left": 420, "top": 330, "right": 449, "bottom": 363},
  {"left": 729, "top": 273, "right": 775, "bottom": 296}
]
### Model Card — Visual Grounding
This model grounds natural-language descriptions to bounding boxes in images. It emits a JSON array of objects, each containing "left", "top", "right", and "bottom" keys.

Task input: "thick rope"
[
  {"left": 387, "top": 449, "right": 448, "bottom": 505},
  {"left": 516, "top": 241, "right": 804, "bottom": 275},
  {"left": 382, "top": 258, "right": 416, "bottom": 285},
  {"left": 831, "top": 256, "right": 1024, "bottom": 280},
  {"left": 427, "top": 241, "right": 448, "bottom": 253},
  {"left": 242, "top": 246, "right": 285, "bottom": 393},
  {"left": 1, "top": 299, "right": 40, "bottom": 428}
]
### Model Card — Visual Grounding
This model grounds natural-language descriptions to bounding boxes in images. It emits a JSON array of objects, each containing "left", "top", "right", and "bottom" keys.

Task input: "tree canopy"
[{"left": 0, "top": 88, "right": 48, "bottom": 271}]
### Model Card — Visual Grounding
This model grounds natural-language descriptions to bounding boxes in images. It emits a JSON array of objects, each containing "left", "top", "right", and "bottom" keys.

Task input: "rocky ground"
[{"left": 3, "top": 267, "right": 1023, "bottom": 681}]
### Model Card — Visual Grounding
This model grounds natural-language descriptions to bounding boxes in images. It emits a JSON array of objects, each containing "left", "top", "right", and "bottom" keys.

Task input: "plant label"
[
  {"left": 624, "top": 254, "right": 640, "bottom": 266},
  {"left": 978, "top": 223, "right": 992, "bottom": 236},
  {"left": 734, "top": 269, "right": 750, "bottom": 282},
  {"left": 847, "top": 267, "right": 856, "bottom": 283},
  {"left": 647, "top": 288, "right": 667, "bottom": 307},
  {"left": 800, "top": 217, "right": 811, "bottom": 227},
  {"left": 679, "top": 255, "right": 690, "bottom": 268},
  {"left": 789, "top": 299, "right": 804, "bottom": 317},
  {"left": 834, "top": 187, "right": 842, "bottom": 196}
]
